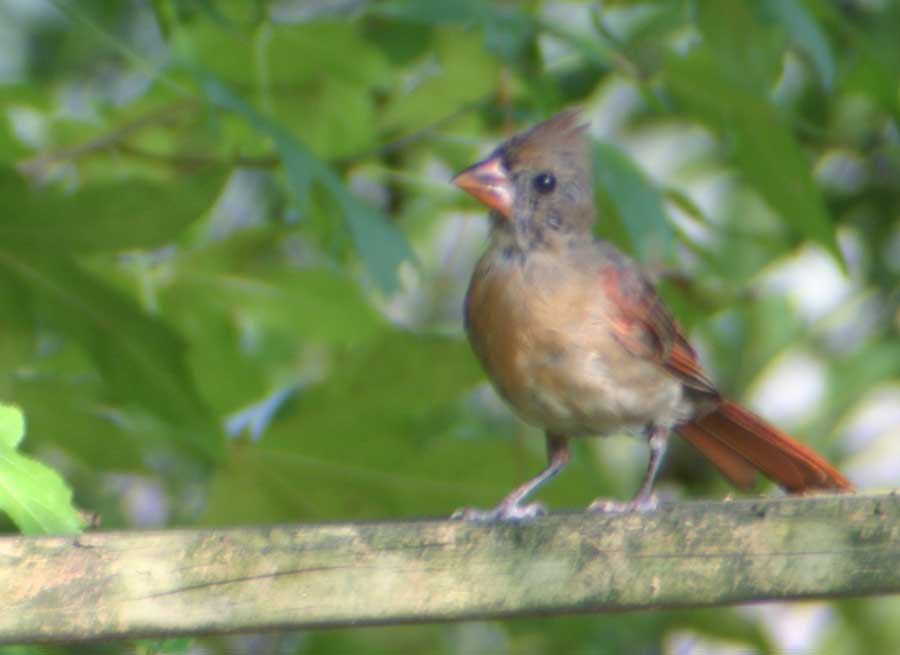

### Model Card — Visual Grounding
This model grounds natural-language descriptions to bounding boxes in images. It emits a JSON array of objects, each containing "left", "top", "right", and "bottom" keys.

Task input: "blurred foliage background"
[{"left": 1, "top": 0, "right": 899, "bottom": 653}]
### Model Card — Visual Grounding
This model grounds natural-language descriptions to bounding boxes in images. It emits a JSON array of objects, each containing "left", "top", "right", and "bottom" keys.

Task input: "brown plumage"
[{"left": 452, "top": 110, "right": 852, "bottom": 520}]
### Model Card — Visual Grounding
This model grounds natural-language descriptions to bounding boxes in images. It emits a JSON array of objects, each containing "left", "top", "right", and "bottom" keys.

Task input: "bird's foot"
[
  {"left": 587, "top": 494, "right": 658, "bottom": 514},
  {"left": 451, "top": 500, "right": 546, "bottom": 522}
]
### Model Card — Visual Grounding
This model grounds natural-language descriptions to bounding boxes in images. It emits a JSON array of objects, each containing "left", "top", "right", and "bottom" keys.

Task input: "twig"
[
  {"left": 115, "top": 144, "right": 280, "bottom": 171},
  {"left": 16, "top": 100, "right": 198, "bottom": 181}
]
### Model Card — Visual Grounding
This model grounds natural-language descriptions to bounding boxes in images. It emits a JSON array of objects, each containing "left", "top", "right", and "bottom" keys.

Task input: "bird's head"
[{"left": 453, "top": 110, "right": 595, "bottom": 254}]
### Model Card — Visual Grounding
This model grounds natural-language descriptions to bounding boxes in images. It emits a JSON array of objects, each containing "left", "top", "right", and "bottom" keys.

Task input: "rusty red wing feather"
[
  {"left": 665, "top": 332, "right": 716, "bottom": 393},
  {"left": 600, "top": 265, "right": 716, "bottom": 394}
]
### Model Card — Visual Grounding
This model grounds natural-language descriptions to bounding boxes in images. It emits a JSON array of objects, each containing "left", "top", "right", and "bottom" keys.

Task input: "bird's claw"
[
  {"left": 451, "top": 501, "right": 547, "bottom": 522},
  {"left": 588, "top": 494, "right": 658, "bottom": 514}
]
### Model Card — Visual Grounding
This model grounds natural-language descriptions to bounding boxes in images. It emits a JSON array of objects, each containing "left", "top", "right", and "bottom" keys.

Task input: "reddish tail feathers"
[{"left": 678, "top": 400, "right": 853, "bottom": 493}]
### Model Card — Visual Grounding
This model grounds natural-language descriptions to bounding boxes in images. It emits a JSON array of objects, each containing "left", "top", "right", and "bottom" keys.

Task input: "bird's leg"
[
  {"left": 588, "top": 425, "right": 669, "bottom": 513},
  {"left": 452, "top": 433, "right": 569, "bottom": 521}
]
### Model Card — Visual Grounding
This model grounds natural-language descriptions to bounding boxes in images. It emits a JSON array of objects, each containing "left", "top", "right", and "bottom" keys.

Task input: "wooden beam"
[{"left": 2, "top": 493, "right": 898, "bottom": 644}]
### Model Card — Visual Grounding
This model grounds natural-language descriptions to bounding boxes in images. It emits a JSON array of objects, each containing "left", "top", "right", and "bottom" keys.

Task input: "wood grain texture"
[{"left": 1, "top": 493, "right": 898, "bottom": 644}]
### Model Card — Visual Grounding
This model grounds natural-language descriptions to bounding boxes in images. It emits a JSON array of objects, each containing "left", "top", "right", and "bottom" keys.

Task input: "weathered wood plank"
[{"left": 1, "top": 493, "right": 898, "bottom": 643}]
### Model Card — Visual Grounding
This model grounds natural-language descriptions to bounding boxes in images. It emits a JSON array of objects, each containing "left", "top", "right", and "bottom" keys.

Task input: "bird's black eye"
[{"left": 532, "top": 172, "right": 556, "bottom": 194}]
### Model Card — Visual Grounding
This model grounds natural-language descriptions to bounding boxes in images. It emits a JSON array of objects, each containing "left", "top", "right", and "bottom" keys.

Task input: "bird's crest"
[{"left": 500, "top": 109, "right": 590, "bottom": 167}]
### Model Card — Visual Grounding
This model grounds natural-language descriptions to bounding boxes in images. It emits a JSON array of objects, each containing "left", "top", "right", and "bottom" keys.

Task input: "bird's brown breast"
[{"left": 465, "top": 246, "right": 687, "bottom": 435}]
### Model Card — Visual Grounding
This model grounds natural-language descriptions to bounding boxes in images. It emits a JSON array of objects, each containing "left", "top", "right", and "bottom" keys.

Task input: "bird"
[{"left": 451, "top": 110, "right": 853, "bottom": 520}]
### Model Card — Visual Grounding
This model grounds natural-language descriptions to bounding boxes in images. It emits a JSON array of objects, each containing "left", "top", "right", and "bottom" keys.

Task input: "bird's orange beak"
[{"left": 452, "top": 155, "right": 514, "bottom": 218}]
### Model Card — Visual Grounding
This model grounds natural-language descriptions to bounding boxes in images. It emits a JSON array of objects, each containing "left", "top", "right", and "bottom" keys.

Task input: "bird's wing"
[{"left": 597, "top": 257, "right": 717, "bottom": 395}]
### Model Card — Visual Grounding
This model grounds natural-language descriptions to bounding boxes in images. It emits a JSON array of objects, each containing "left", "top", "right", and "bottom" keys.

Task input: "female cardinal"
[{"left": 452, "top": 110, "right": 852, "bottom": 520}]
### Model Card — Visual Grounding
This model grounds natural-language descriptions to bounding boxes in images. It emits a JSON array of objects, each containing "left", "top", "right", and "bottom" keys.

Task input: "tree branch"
[
  {"left": 16, "top": 100, "right": 199, "bottom": 181},
  {"left": 2, "top": 493, "right": 898, "bottom": 644}
]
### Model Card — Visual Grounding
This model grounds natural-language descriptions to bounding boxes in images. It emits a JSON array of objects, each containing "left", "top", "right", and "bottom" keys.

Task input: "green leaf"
[
  {"left": 204, "top": 329, "right": 488, "bottom": 522},
  {"left": 839, "top": 5, "right": 900, "bottom": 114},
  {"left": 665, "top": 46, "right": 841, "bottom": 263},
  {"left": 592, "top": 141, "right": 675, "bottom": 263},
  {"left": 176, "top": 267, "right": 382, "bottom": 345},
  {"left": 189, "top": 17, "right": 391, "bottom": 90},
  {"left": 272, "top": 77, "right": 377, "bottom": 159},
  {"left": 200, "top": 76, "right": 413, "bottom": 292},
  {"left": 164, "top": 262, "right": 385, "bottom": 413},
  {"left": 0, "top": 165, "right": 225, "bottom": 253},
  {"left": 372, "top": 0, "right": 538, "bottom": 62},
  {"left": 10, "top": 376, "right": 145, "bottom": 470},
  {"left": 191, "top": 19, "right": 386, "bottom": 159},
  {"left": 379, "top": 28, "right": 499, "bottom": 132},
  {"left": 373, "top": 0, "right": 494, "bottom": 23},
  {"left": 0, "top": 403, "right": 83, "bottom": 534},
  {"left": 267, "top": 21, "right": 392, "bottom": 88},
  {"left": 135, "top": 637, "right": 194, "bottom": 655},
  {"left": 0, "top": 252, "right": 221, "bottom": 462},
  {"left": 762, "top": 0, "right": 835, "bottom": 90},
  {"left": 695, "top": 0, "right": 785, "bottom": 85},
  {"left": 0, "top": 404, "right": 25, "bottom": 449},
  {"left": 816, "top": 340, "right": 900, "bottom": 439},
  {"left": 0, "top": 96, "right": 30, "bottom": 164}
]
